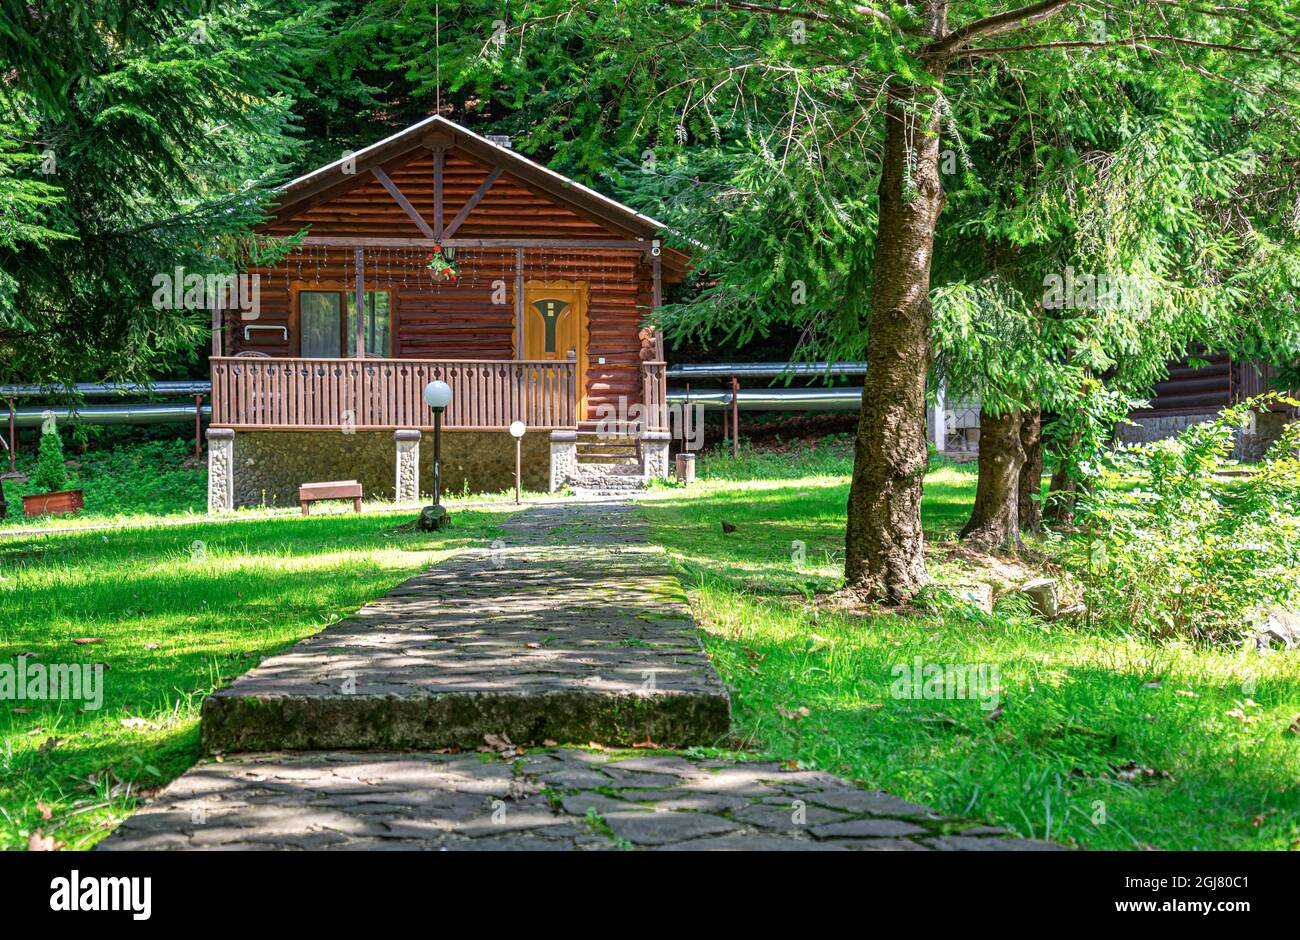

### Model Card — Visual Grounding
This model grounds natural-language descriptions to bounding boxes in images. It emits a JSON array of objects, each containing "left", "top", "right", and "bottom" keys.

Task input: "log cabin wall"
[
  {"left": 228, "top": 147, "right": 659, "bottom": 422},
  {"left": 1133, "top": 354, "right": 1234, "bottom": 417},
  {"left": 1119, "top": 353, "right": 1296, "bottom": 456},
  {"left": 1134, "top": 354, "right": 1292, "bottom": 417}
]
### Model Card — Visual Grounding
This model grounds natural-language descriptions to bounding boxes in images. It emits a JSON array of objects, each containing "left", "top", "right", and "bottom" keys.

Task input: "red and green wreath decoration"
[{"left": 426, "top": 245, "right": 458, "bottom": 283}]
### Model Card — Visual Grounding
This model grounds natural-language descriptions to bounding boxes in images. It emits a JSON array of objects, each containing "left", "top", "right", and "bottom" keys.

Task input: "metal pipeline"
[
  {"left": 2, "top": 367, "right": 864, "bottom": 431},
  {"left": 667, "top": 386, "right": 861, "bottom": 411},
  {"left": 666, "top": 361, "right": 867, "bottom": 380},
  {"left": 0, "top": 380, "right": 212, "bottom": 399},
  {"left": 9, "top": 402, "right": 212, "bottom": 428}
]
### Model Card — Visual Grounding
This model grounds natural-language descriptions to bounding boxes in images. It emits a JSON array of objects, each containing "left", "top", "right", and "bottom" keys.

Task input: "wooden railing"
[
  {"left": 642, "top": 360, "right": 669, "bottom": 431},
  {"left": 210, "top": 357, "right": 577, "bottom": 430}
]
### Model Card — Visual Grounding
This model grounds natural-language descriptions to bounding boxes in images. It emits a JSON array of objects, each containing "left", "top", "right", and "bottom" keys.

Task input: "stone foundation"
[
  {"left": 642, "top": 430, "right": 671, "bottom": 482},
  {"left": 1120, "top": 410, "right": 1291, "bottom": 461},
  {"left": 221, "top": 429, "right": 550, "bottom": 509},
  {"left": 1236, "top": 411, "right": 1290, "bottom": 462},
  {"left": 394, "top": 430, "right": 420, "bottom": 503},
  {"left": 1118, "top": 413, "right": 1219, "bottom": 446},
  {"left": 549, "top": 430, "right": 577, "bottom": 492}
]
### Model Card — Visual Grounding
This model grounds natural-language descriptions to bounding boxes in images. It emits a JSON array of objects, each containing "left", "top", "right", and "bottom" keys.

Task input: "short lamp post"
[
  {"left": 418, "top": 380, "right": 453, "bottom": 530},
  {"left": 509, "top": 421, "right": 526, "bottom": 504}
]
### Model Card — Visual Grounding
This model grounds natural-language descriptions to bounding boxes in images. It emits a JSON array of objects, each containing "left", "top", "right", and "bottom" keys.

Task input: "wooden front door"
[{"left": 521, "top": 280, "right": 588, "bottom": 420}]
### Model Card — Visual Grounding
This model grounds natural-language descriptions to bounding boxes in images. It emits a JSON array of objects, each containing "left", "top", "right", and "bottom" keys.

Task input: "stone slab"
[{"left": 202, "top": 501, "right": 731, "bottom": 751}]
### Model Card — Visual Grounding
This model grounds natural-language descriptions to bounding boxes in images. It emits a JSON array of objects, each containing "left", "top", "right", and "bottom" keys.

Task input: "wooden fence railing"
[
  {"left": 210, "top": 357, "right": 577, "bottom": 430},
  {"left": 641, "top": 360, "right": 669, "bottom": 431}
]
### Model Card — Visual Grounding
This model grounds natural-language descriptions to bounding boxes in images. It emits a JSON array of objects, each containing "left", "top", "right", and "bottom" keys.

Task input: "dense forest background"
[
  {"left": 0, "top": 0, "right": 823, "bottom": 385},
  {"left": 7, "top": 0, "right": 1291, "bottom": 390}
]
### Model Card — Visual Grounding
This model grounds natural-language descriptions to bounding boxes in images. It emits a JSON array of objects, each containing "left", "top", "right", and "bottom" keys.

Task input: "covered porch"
[{"left": 208, "top": 235, "right": 670, "bottom": 434}]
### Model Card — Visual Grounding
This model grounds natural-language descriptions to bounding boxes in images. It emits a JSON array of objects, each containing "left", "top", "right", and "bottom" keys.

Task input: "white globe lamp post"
[
  {"left": 420, "top": 380, "right": 453, "bottom": 529},
  {"left": 509, "top": 421, "right": 526, "bottom": 504}
]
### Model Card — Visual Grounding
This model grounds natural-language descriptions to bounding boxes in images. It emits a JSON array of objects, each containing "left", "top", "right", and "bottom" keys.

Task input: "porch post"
[
  {"left": 354, "top": 246, "right": 365, "bottom": 358},
  {"left": 514, "top": 247, "right": 526, "bottom": 359},
  {"left": 210, "top": 295, "right": 222, "bottom": 357},
  {"left": 651, "top": 250, "right": 665, "bottom": 359},
  {"left": 549, "top": 429, "right": 577, "bottom": 492},
  {"left": 651, "top": 251, "right": 666, "bottom": 429},
  {"left": 928, "top": 381, "right": 947, "bottom": 452},
  {"left": 206, "top": 428, "right": 235, "bottom": 512},
  {"left": 394, "top": 429, "right": 420, "bottom": 503},
  {"left": 642, "top": 429, "right": 672, "bottom": 482}
]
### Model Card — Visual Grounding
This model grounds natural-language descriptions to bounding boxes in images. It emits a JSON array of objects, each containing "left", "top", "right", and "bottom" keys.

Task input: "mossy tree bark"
[
  {"left": 843, "top": 0, "right": 1086, "bottom": 599},
  {"left": 1044, "top": 434, "right": 1078, "bottom": 526},
  {"left": 960, "top": 408, "right": 1026, "bottom": 549},
  {"left": 844, "top": 73, "right": 946, "bottom": 602},
  {"left": 1018, "top": 407, "right": 1043, "bottom": 533}
]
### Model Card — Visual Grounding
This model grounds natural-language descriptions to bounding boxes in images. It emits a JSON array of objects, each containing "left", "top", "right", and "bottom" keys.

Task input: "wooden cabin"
[
  {"left": 205, "top": 116, "right": 690, "bottom": 510},
  {"left": 1120, "top": 354, "right": 1295, "bottom": 459}
]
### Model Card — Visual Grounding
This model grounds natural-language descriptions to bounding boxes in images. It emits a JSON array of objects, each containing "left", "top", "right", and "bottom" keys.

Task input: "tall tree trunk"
[
  {"left": 1044, "top": 440, "right": 1077, "bottom": 525},
  {"left": 960, "top": 408, "right": 1026, "bottom": 549},
  {"left": 1018, "top": 406, "right": 1043, "bottom": 533},
  {"left": 844, "top": 68, "right": 947, "bottom": 603}
]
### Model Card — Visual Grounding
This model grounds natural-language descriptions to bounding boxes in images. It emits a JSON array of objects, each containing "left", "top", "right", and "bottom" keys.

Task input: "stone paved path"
[
  {"left": 202, "top": 501, "right": 730, "bottom": 752},
  {"left": 99, "top": 499, "right": 1061, "bottom": 851},
  {"left": 97, "top": 749, "right": 1061, "bottom": 851}
]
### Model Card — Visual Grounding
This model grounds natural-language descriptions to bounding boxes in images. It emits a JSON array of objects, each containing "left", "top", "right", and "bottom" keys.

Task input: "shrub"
[
  {"left": 62, "top": 437, "right": 202, "bottom": 516},
  {"left": 1067, "top": 394, "right": 1300, "bottom": 643},
  {"left": 1042, "top": 377, "right": 1140, "bottom": 520},
  {"left": 32, "top": 425, "right": 68, "bottom": 493}
]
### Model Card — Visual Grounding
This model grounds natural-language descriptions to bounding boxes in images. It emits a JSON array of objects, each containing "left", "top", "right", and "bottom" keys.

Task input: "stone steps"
[
  {"left": 200, "top": 502, "right": 729, "bottom": 753},
  {"left": 572, "top": 429, "right": 643, "bottom": 474},
  {"left": 572, "top": 464, "right": 645, "bottom": 491},
  {"left": 576, "top": 455, "right": 639, "bottom": 466},
  {"left": 576, "top": 439, "right": 638, "bottom": 452}
]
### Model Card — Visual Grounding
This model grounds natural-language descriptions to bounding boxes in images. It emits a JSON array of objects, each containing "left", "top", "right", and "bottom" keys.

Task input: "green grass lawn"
[
  {"left": 2, "top": 438, "right": 208, "bottom": 529},
  {"left": 5, "top": 432, "right": 1296, "bottom": 852},
  {"left": 640, "top": 440, "right": 1300, "bottom": 851},
  {"left": 0, "top": 507, "right": 510, "bottom": 850}
]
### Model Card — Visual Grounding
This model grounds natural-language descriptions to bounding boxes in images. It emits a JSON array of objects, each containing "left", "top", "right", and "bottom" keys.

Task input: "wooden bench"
[{"left": 298, "top": 480, "right": 363, "bottom": 516}]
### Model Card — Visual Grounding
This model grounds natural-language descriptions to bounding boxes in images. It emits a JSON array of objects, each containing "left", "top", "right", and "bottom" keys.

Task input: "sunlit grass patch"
[
  {"left": 641, "top": 445, "right": 1300, "bottom": 850},
  {"left": 0, "top": 507, "right": 510, "bottom": 850}
]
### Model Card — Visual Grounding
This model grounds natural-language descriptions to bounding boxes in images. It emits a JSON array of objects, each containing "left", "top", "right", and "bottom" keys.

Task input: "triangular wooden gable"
[{"left": 264, "top": 116, "right": 691, "bottom": 280}]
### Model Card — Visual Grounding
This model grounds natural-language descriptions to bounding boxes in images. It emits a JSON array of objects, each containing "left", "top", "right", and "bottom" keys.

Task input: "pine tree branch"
[
  {"left": 660, "top": 0, "right": 896, "bottom": 30},
  {"left": 955, "top": 34, "right": 1299, "bottom": 63},
  {"left": 923, "top": 0, "right": 1078, "bottom": 58}
]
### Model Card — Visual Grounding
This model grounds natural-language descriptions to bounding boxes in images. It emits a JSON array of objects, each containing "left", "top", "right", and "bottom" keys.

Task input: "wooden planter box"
[{"left": 23, "top": 489, "right": 84, "bottom": 518}]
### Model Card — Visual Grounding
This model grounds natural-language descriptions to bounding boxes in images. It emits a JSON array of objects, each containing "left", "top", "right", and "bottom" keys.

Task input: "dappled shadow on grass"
[
  {"left": 688, "top": 576, "right": 1300, "bottom": 850},
  {"left": 0, "top": 509, "right": 506, "bottom": 850},
  {"left": 642, "top": 483, "right": 848, "bottom": 597},
  {"left": 0, "top": 508, "right": 500, "bottom": 556},
  {"left": 0, "top": 724, "right": 205, "bottom": 851},
  {"left": 640, "top": 468, "right": 1300, "bottom": 850},
  {"left": 640, "top": 472, "right": 980, "bottom": 598}
]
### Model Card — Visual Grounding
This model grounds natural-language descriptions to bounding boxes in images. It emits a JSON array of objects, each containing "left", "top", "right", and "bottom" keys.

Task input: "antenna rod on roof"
[{"left": 436, "top": 2, "right": 441, "bottom": 115}]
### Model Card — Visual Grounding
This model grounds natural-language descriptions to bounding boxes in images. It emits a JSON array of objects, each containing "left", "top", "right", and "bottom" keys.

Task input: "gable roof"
[{"left": 272, "top": 114, "right": 692, "bottom": 278}]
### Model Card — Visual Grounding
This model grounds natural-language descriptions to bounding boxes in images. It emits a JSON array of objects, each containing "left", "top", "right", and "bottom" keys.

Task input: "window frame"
[{"left": 291, "top": 283, "right": 395, "bottom": 358}]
